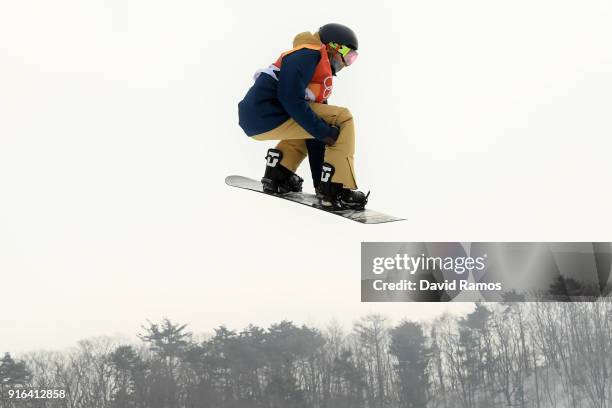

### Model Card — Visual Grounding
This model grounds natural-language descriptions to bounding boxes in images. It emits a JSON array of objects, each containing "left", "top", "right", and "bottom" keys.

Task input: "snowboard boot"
[
  {"left": 316, "top": 163, "right": 369, "bottom": 210},
  {"left": 261, "top": 148, "right": 304, "bottom": 194}
]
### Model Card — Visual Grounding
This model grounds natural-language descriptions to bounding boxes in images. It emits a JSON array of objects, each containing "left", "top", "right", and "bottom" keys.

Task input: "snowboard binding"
[
  {"left": 316, "top": 163, "right": 369, "bottom": 210},
  {"left": 261, "top": 149, "right": 304, "bottom": 194}
]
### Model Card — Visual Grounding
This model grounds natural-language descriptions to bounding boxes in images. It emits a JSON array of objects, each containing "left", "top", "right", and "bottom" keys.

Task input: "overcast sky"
[{"left": 1, "top": 0, "right": 611, "bottom": 353}]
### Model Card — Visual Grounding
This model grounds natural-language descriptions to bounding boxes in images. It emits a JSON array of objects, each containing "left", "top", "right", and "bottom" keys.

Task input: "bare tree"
[{"left": 353, "top": 314, "right": 392, "bottom": 408}]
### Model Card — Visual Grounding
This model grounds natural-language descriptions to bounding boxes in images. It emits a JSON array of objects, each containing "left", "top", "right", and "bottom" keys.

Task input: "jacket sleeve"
[{"left": 277, "top": 49, "right": 336, "bottom": 141}]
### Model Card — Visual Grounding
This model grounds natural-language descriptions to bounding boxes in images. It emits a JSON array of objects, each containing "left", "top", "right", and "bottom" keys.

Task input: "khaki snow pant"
[{"left": 252, "top": 102, "right": 357, "bottom": 189}]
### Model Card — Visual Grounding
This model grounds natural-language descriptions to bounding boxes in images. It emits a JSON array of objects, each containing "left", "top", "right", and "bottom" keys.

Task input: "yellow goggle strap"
[{"left": 328, "top": 42, "right": 352, "bottom": 57}]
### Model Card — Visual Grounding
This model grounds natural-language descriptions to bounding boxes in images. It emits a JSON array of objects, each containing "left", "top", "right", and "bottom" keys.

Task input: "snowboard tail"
[{"left": 225, "top": 175, "right": 404, "bottom": 224}]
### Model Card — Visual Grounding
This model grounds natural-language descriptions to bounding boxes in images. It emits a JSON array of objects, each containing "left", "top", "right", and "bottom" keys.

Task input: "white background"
[{"left": 1, "top": 0, "right": 611, "bottom": 352}]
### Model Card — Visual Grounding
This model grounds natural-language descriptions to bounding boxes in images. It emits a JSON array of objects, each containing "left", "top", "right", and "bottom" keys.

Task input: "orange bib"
[{"left": 273, "top": 44, "right": 333, "bottom": 103}]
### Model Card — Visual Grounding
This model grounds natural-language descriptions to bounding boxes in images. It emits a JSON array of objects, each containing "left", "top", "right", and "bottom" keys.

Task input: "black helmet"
[{"left": 318, "top": 23, "right": 358, "bottom": 50}]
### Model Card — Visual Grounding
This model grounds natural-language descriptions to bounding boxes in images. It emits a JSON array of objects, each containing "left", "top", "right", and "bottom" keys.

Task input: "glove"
[{"left": 322, "top": 125, "right": 340, "bottom": 146}]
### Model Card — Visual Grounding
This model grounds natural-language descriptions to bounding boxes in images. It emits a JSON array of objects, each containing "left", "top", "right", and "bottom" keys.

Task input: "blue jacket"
[{"left": 238, "top": 51, "right": 336, "bottom": 142}]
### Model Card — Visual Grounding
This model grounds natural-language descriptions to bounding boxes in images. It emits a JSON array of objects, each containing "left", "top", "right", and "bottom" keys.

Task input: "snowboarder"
[{"left": 238, "top": 23, "right": 369, "bottom": 210}]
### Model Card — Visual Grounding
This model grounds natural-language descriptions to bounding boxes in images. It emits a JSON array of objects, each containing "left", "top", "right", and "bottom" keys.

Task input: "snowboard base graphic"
[{"left": 225, "top": 175, "right": 404, "bottom": 224}]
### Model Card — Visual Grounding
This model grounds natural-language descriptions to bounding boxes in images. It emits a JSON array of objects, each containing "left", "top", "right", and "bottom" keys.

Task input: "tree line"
[{"left": 2, "top": 302, "right": 612, "bottom": 408}]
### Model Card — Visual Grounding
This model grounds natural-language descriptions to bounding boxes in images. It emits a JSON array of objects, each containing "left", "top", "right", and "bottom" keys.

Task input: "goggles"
[{"left": 328, "top": 42, "right": 359, "bottom": 66}]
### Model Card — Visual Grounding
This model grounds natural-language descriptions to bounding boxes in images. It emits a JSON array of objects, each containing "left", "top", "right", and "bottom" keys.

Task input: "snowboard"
[{"left": 225, "top": 175, "right": 404, "bottom": 224}]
